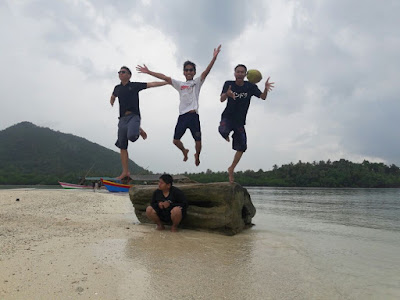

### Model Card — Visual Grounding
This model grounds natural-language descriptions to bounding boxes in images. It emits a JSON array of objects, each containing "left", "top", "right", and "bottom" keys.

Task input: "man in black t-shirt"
[
  {"left": 110, "top": 66, "right": 167, "bottom": 180},
  {"left": 219, "top": 64, "right": 274, "bottom": 183},
  {"left": 146, "top": 174, "right": 188, "bottom": 232}
]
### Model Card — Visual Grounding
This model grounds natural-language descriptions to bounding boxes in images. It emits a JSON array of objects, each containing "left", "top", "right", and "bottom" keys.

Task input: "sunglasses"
[
  {"left": 118, "top": 70, "right": 128, "bottom": 74},
  {"left": 184, "top": 68, "right": 194, "bottom": 72}
]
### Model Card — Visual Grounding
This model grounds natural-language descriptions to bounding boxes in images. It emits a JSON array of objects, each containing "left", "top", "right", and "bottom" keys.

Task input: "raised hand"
[
  {"left": 213, "top": 44, "right": 222, "bottom": 59},
  {"left": 136, "top": 64, "right": 150, "bottom": 74},
  {"left": 226, "top": 85, "right": 236, "bottom": 100},
  {"left": 265, "top": 77, "right": 275, "bottom": 92}
]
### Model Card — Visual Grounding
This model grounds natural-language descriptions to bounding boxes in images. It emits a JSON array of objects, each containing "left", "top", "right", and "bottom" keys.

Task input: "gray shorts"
[{"left": 115, "top": 114, "right": 141, "bottom": 149}]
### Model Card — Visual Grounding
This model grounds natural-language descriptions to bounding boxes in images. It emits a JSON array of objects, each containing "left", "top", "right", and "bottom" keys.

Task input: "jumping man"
[
  {"left": 110, "top": 66, "right": 168, "bottom": 180},
  {"left": 136, "top": 45, "right": 222, "bottom": 166},
  {"left": 219, "top": 64, "right": 274, "bottom": 183}
]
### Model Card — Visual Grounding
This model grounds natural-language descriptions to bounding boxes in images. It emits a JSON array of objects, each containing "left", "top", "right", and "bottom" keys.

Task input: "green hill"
[{"left": 0, "top": 122, "right": 150, "bottom": 185}]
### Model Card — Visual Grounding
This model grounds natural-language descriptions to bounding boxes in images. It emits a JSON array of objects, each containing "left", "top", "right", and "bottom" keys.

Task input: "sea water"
[{"left": 248, "top": 187, "right": 400, "bottom": 299}]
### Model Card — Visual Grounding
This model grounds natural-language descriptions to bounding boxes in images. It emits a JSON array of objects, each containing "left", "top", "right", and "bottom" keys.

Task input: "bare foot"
[
  {"left": 183, "top": 149, "right": 189, "bottom": 162},
  {"left": 116, "top": 173, "right": 130, "bottom": 180},
  {"left": 228, "top": 167, "right": 234, "bottom": 183},
  {"left": 194, "top": 153, "right": 200, "bottom": 166},
  {"left": 156, "top": 224, "right": 165, "bottom": 231},
  {"left": 140, "top": 128, "right": 147, "bottom": 140},
  {"left": 171, "top": 226, "right": 178, "bottom": 232}
]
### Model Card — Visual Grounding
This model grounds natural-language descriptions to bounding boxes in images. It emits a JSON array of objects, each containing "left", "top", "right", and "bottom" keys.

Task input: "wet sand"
[{"left": 0, "top": 189, "right": 340, "bottom": 300}]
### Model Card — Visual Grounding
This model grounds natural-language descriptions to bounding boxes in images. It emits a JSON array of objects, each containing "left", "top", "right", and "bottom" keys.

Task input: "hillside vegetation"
[
  {"left": 186, "top": 159, "right": 400, "bottom": 188},
  {"left": 0, "top": 122, "right": 149, "bottom": 184}
]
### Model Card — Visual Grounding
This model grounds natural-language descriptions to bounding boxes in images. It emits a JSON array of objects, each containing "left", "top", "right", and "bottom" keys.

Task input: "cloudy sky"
[{"left": 1, "top": 0, "right": 399, "bottom": 175}]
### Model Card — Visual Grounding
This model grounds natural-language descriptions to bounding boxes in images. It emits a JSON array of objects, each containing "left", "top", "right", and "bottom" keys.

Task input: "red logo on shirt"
[{"left": 181, "top": 85, "right": 190, "bottom": 90}]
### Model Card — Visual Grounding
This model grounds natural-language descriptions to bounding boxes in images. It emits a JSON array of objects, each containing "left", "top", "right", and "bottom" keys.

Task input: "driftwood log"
[{"left": 129, "top": 182, "right": 256, "bottom": 235}]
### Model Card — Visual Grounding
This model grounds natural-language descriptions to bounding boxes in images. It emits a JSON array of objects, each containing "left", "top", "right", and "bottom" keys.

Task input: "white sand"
[{"left": 0, "top": 189, "right": 341, "bottom": 300}]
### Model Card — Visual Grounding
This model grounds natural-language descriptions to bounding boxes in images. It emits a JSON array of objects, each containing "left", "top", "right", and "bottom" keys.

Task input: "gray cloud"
[
  {"left": 8, "top": 0, "right": 271, "bottom": 79},
  {"left": 1, "top": 0, "right": 399, "bottom": 173},
  {"left": 255, "top": 0, "right": 400, "bottom": 166},
  {"left": 116, "top": 0, "right": 269, "bottom": 67},
  {"left": 339, "top": 98, "right": 400, "bottom": 165}
]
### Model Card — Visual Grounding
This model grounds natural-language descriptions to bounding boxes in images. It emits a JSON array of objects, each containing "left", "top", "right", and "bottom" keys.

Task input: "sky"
[{"left": 1, "top": 0, "right": 399, "bottom": 175}]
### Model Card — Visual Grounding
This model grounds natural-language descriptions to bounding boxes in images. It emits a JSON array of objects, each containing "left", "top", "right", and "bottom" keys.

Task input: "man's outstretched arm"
[
  {"left": 201, "top": 44, "right": 221, "bottom": 81},
  {"left": 146, "top": 81, "right": 169, "bottom": 88},
  {"left": 137, "top": 65, "right": 172, "bottom": 85}
]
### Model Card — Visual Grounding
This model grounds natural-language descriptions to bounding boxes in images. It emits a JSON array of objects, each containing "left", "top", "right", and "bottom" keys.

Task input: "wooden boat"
[
  {"left": 58, "top": 181, "right": 92, "bottom": 189},
  {"left": 101, "top": 179, "right": 133, "bottom": 192}
]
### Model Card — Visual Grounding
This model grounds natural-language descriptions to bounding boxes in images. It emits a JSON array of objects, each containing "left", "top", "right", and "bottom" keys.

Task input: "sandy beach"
[{"left": 0, "top": 189, "right": 341, "bottom": 300}]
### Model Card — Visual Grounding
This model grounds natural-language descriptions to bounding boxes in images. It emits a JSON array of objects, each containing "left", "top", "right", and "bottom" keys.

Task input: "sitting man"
[{"left": 146, "top": 174, "right": 188, "bottom": 232}]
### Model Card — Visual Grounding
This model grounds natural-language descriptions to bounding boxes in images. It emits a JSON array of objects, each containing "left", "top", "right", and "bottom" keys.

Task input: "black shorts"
[
  {"left": 155, "top": 206, "right": 187, "bottom": 223},
  {"left": 218, "top": 118, "right": 247, "bottom": 152},
  {"left": 174, "top": 111, "right": 201, "bottom": 141}
]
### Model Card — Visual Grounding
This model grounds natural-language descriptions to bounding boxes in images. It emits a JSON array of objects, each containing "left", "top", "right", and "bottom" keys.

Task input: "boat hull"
[
  {"left": 101, "top": 179, "right": 132, "bottom": 192},
  {"left": 58, "top": 182, "right": 92, "bottom": 189}
]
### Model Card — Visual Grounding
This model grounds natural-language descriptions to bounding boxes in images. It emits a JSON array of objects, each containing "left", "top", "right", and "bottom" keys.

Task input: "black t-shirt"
[
  {"left": 113, "top": 81, "right": 147, "bottom": 117},
  {"left": 221, "top": 81, "right": 262, "bottom": 126},
  {"left": 151, "top": 186, "right": 188, "bottom": 211}
]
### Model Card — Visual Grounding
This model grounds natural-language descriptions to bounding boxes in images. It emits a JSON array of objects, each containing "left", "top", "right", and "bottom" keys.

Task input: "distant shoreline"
[{"left": 1, "top": 184, "right": 399, "bottom": 190}]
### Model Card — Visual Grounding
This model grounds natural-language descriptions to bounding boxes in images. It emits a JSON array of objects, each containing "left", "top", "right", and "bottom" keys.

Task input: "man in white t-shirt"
[{"left": 136, "top": 45, "right": 221, "bottom": 166}]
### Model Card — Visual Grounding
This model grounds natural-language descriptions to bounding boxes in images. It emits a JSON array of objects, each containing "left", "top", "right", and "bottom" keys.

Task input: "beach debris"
[{"left": 16, "top": 198, "right": 20, "bottom": 201}]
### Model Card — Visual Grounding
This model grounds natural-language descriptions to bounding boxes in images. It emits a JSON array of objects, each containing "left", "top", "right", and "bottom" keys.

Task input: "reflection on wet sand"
[
  {"left": 125, "top": 229, "right": 255, "bottom": 299},
  {"left": 116, "top": 225, "right": 338, "bottom": 299}
]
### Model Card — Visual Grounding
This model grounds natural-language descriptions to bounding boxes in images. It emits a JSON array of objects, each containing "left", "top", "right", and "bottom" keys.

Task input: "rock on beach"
[{"left": 129, "top": 182, "right": 256, "bottom": 235}]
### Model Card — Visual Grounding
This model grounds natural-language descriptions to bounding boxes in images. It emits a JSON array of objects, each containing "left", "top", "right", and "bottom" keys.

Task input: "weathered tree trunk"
[{"left": 129, "top": 182, "right": 256, "bottom": 235}]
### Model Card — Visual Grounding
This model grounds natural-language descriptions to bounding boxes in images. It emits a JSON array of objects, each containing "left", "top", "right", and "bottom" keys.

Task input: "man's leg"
[
  {"left": 139, "top": 127, "right": 147, "bottom": 140},
  {"left": 170, "top": 207, "right": 183, "bottom": 232},
  {"left": 127, "top": 115, "right": 141, "bottom": 143},
  {"left": 115, "top": 117, "right": 130, "bottom": 179},
  {"left": 189, "top": 113, "right": 202, "bottom": 166},
  {"left": 228, "top": 127, "right": 247, "bottom": 183},
  {"left": 219, "top": 118, "right": 232, "bottom": 142},
  {"left": 117, "top": 149, "right": 130, "bottom": 180},
  {"left": 228, "top": 151, "right": 243, "bottom": 183},
  {"left": 194, "top": 141, "right": 201, "bottom": 166},
  {"left": 117, "top": 115, "right": 141, "bottom": 180},
  {"left": 173, "top": 139, "right": 189, "bottom": 162},
  {"left": 173, "top": 115, "right": 189, "bottom": 162},
  {"left": 146, "top": 206, "right": 165, "bottom": 230}
]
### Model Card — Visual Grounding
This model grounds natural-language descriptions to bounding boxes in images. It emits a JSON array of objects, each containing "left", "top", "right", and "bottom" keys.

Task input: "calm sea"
[{"left": 248, "top": 187, "right": 400, "bottom": 299}]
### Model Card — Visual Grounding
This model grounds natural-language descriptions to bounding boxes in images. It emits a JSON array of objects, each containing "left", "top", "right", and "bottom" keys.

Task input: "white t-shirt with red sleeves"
[{"left": 171, "top": 77, "right": 204, "bottom": 115}]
